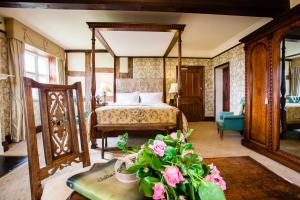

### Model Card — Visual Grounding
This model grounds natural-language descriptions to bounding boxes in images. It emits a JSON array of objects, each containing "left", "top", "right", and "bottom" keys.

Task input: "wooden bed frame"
[{"left": 87, "top": 22, "right": 186, "bottom": 156}]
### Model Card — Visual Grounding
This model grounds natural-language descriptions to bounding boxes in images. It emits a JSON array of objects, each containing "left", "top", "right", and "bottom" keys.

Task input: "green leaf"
[
  {"left": 138, "top": 151, "right": 152, "bottom": 166},
  {"left": 137, "top": 167, "right": 151, "bottom": 178},
  {"left": 151, "top": 156, "right": 163, "bottom": 171},
  {"left": 116, "top": 133, "right": 129, "bottom": 153},
  {"left": 163, "top": 146, "right": 176, "bottom": 161},
  {"left": 180, "top": 164, "right": 188, "bottom": 176},
  {"left": 139, "top": 177, "right": 160, "bottom": 197},
  {"left": 131, "top": 145, "right": 141, "bottom": 153},
  {"left": 163, "top": 135, "right": 176, "bottom": 146},
  {"left": 177, "top": 130, "right": 182, "bottom": 140},
  {"left": 189, "top": 164, "right": 204, "bottom": 177},
  {"left": 155, "top": 134, "right": 165, "bottom": 141},
  {"left": 185, "top": 129, "right": 194, "bottom": 139},
  {"left": 198, "top": 181, "right": 226, "bottom": 200},
  {"left": 182, "top": 143, "right": 193, "bottom": 150},
  {"left": 127, "top": 163, "right": 143, "bottom": 173}
]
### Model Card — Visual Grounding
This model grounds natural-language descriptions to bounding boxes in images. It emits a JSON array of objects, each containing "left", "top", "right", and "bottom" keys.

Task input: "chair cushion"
[{"left": 41, "top": 166, "right": 91, "bottom": 200}]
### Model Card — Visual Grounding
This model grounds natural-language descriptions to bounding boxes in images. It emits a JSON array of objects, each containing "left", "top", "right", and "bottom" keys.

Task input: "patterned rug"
[{"left": 205, "top": 156, "right": 300, "bottom": 200}]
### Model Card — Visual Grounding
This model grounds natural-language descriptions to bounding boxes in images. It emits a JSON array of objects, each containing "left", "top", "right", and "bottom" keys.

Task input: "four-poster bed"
[{"left": 87, "top": 22, "right": 186, "bottom": 158}]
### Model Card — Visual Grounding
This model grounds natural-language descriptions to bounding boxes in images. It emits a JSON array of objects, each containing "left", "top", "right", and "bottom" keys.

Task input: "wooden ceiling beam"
[
  {"left": 94, "top": 30, "right": 115, "bottom": 57},
  {"left": 0, "top": 0, "right": 290, "bottom": 17},
  {"left": 164, "top": 31, "right": 179, "bottom": 57}
]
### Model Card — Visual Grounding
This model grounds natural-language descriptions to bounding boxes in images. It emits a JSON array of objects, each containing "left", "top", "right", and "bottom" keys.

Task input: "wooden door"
[
  {"left": 223, "top": 66, "right": 230, "bottom": 111},
  {"left": 245, "top": 38, "right": 270, "bottom": 148},
  {"left": 179, "top": 66, "right": 204, "bottom": 122}
]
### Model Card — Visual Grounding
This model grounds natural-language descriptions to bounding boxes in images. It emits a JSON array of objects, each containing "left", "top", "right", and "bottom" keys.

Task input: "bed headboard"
[{"left": 117, "top": 78, "right": 163, "bottom": 93}]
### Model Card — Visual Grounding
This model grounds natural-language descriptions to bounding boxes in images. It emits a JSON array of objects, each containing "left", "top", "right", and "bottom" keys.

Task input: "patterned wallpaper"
[
  {"left": 117, "top": 45, "right": 245, "bottom": 118},
  {"left": 0, "top": 32, "right": 10, "bottom": 141},
  {"left": 212, "top": 44, "right": 245, "bottom": 113},
  {"left": 131, "top": 57, "right": 213, "bottom": 116},
  {"left": 165, "top": 58, "right": 213, "bottom": 117}
]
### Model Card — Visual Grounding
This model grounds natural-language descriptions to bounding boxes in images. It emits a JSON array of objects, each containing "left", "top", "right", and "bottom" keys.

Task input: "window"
[{"left": 25, "top": 51, "right": 50, "bottom": 83}]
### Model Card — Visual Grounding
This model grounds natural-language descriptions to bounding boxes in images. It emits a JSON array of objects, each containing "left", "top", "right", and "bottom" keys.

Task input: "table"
[{"left": 68, "top": 156, "right": 300, "bottom": 200}]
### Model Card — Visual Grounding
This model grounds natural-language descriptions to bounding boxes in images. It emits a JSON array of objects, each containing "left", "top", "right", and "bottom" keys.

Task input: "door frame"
[
  {"left": 214, "top": 62, "right": 230, "bottom": 119},
  {"left": 176, "top": 65, "right": 205, "bottom": 121}
]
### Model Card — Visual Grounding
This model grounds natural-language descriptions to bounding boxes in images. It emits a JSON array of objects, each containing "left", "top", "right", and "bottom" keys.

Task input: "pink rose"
[
  {"left": 170, "top": 132, "right": 185, "bottom": 141},
  {"left": 162, "top": 166, "right": 184, "bottom": 187},
  {"left": 152, "top": 183, "right": 165, "bottom": 200},
  {"left": 149, "top": 140, "right": 166, "bottom": 157},
  {"left": 205, "top": 163, "right": 226, "bottom": 191}
]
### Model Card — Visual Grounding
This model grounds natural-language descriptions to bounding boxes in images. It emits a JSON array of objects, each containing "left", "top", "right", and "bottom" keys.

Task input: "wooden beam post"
[
  {"left": 85, "top": 52, "right": 92, "bottom": 112},
  {"left": 163, "top": 57, "right": 166, "bottom": 103},
  {"left": 177, "top": 31, "right": 182, "bottom": 109},
  {"left": 90, "top": 28, "right": 97, "bottom": 148},
  {"left": 114, "top": 56, "right": 117, "bottom": 102}
]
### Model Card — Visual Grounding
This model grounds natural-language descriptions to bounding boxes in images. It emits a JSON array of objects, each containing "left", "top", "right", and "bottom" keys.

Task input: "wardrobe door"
[{"left": 246, "top": 38, "right": 270, "bottom": 148}]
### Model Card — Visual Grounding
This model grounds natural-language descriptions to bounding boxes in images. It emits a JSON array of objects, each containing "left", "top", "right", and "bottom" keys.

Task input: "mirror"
[{"left": 279, "top": 28, "right": 300, "bottom": 158}]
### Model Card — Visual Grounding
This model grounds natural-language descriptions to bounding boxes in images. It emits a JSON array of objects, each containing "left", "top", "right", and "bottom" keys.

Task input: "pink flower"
[
  {"left": 182, "top": 149, "right": 194, "bottom": 157},
  {"left": 162, "top": 166, "right": 184, "bottom": 187},
  {"left": 205, "top": 163, "right": 226, "bottom": 191},
  {"left": 152, "top": 183, "right": 165, "bottom": 200},
  {"left": 170, "top": 132, "right": 185, "bottom": 141},
  {"left": 149, "top": 140, "right": 166, "bottom": 157},
  {"left": 209, "top": 163, "right": 220, "bottom": 175}
]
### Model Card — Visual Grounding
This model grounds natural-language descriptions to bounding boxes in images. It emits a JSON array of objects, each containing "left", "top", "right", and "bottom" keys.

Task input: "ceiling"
[
  {"left": 100, "top": 31, "right": 174, "bottom": 57},
  {"left": 0, "top": 8, "right": 272, "bottom": 57}
]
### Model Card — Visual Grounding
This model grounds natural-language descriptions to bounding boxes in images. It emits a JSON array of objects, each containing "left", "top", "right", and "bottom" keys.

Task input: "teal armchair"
[{"left": 216, "top": 98, "right": 245, "bottom": 139}]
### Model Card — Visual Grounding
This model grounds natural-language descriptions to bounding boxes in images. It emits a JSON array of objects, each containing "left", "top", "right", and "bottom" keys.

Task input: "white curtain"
[
  {"left": 8, "top": 38, "right": 25, "bottom": 142},
  {"left": 290, "top": 66, "right": 300, "bottom": 96}
]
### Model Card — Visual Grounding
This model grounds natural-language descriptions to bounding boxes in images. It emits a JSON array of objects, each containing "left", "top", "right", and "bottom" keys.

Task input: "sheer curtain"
[
  {"left": 290, "top": 66, "right": 300, "bottom": 96},
  {"left": 8, "top": 38, "right": 25, "bottom": 142}
]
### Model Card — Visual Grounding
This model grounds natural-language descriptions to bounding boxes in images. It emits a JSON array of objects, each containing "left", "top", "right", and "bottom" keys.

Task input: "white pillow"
[
  {"left": 234, "top": 104, "right": 244, "bottom": 116},
  {"left": 116, "top": 92, "right": 140, "bottom": 105},
  {"left": 140, "top": 92, "right": 163, "bottom": 104}
]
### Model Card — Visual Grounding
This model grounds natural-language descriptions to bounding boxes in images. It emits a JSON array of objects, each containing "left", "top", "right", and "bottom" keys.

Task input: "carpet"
[
  {"left": 205, "top": 156, "right": 300, "bottom": 200},
  {"left": 70, "top": 156, "right": 300, "bottom": 200},
  {"left": 0, "top": 156, "right": 27, "bottom": 178}
]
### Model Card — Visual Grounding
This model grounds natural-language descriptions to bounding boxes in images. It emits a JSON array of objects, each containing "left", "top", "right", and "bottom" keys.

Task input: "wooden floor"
[{"left": 0, "top": 122, "right": 300, "bottom": 200}]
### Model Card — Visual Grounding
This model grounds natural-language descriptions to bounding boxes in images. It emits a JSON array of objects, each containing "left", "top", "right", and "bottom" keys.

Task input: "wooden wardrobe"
[{"left": 240, "top": 4, "right": 300, "bottom": 173}]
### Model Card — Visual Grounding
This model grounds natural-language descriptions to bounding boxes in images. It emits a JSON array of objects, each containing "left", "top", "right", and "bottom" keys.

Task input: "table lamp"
[
  {"left": 101, "top": 82, "right": 111, "bottom": 105},
  {"left": 169, "top": 83, "right": 178, "bottom": 105}
]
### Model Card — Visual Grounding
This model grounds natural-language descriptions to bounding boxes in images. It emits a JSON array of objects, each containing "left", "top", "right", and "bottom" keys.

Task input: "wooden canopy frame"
[{"left": 87, "top": 22, "right": 185, "bottom": 151}]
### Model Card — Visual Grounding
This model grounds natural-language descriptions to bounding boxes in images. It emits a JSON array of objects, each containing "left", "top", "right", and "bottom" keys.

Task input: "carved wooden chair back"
[{"left": 23, "top": 77, "right": 91, "bottom": 200}]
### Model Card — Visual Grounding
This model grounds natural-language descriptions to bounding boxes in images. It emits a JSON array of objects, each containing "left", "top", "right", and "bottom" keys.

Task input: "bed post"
[
  {"left": 177, "top": 30, "right": 182, "bottom": 110},
  {"left": 90, "top": 27, "right": 97, "bottom": 148},
  {"left": 163, "top": 57, "right": 166, "bottom": 103},
  {"left": 114, "top": 56, "right": 117, "bottom": 102}
]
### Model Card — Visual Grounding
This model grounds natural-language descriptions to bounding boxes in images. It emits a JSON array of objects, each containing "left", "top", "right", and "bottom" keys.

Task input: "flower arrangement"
[{"left": 117, "top": 129, "right": 226, "bottom": 200}]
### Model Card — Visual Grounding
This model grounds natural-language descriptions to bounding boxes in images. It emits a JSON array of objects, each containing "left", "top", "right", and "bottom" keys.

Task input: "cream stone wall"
[
  {"left": 0, "top": 31, "right": 10, "bottom": 141},
  {"left": 212, "top": 44, "right": 245, "bottom": 113}
]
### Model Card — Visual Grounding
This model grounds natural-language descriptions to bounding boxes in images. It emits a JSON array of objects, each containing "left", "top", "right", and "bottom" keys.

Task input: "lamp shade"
[
  {"left": 169, "top": 83, "right": 178, "bottom": 94},
  {"left": 101, "top": 82, "right": 112, "bottom": 93}
]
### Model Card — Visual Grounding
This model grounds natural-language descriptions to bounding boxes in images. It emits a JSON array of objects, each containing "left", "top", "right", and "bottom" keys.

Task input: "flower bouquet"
[{"left": 117, "top": 129, "right": 226, "bottom": 200}]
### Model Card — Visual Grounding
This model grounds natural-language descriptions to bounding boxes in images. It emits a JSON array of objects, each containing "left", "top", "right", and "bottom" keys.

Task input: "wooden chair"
[{"left": 23, "top": 77, "right": 91, "bottom": 200}]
